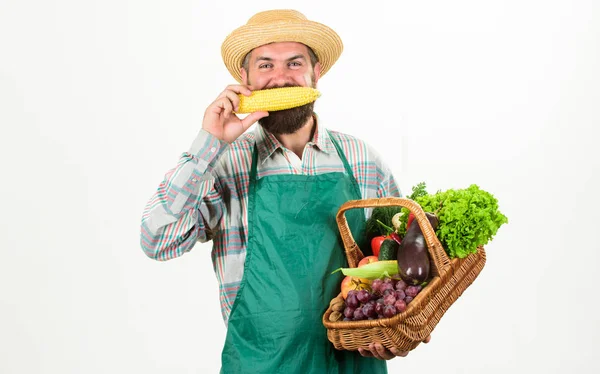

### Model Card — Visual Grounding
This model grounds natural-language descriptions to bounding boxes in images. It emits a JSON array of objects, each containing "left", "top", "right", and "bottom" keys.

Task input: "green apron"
[{"left": 220, "top": 136, "right": 387, "bottom": 373}]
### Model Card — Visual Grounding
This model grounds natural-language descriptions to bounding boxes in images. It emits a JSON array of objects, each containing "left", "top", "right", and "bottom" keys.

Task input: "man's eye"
[
  {"left": 259, "top": 64, "right": 272, "bottom": 69},
  {"left": 289, "top": 61, "right": 302, "bottom": 67}
]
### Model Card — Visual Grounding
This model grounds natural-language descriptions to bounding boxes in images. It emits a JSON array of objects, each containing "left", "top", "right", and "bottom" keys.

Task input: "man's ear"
[
  {"left": 240, "top": 67, "right": 248, "bottom": 85},
  {"left": 313, "top": 62, "right": 322, "bottom": 85}
]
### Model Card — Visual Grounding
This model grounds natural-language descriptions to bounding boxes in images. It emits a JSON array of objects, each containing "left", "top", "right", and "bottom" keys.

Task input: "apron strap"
[
  {"left": 249, "top": 130, "right": 362, "bottom": 199},
  {"left": 328, "top": 131, "right": 363, "bottom": 200},
  {"left": 250, "top": 143, "right": 259, "bottom": 181}
]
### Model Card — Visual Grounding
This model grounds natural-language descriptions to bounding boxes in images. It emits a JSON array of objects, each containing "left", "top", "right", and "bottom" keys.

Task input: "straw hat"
[{"left": 221, "top": 9, "right": 343, "bottom": 83}]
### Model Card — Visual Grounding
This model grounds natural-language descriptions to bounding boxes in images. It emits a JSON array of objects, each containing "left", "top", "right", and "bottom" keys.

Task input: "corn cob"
[
  {"left": 236, "top": 86, "right": 321, "bottom": 113},
  {"left": 332, "top": 260, "right": 399, "bottom": 280}
]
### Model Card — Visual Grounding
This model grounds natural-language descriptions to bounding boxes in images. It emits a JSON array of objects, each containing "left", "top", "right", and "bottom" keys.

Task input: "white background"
[{"left": 1, "top": 0, "right": 599, "bottom": 373}]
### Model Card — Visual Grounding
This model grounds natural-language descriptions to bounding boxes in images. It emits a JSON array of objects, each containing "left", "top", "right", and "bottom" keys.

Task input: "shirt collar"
[{"left": 255, "top": 114, "right": 336, "bottom": 164}]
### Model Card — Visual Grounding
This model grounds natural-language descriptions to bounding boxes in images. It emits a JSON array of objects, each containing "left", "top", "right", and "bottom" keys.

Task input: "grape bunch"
[{"left": 343, "top": 278, "right": 423, "bottom": 321}]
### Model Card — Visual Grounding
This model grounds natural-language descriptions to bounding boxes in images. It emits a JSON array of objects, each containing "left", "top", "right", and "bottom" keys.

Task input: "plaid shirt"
[{"left": 140, "top": 120, "right": 401, "bottom": 324}]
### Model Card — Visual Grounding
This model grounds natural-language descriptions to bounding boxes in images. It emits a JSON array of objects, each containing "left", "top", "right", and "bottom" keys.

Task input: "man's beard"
[{"left": 258, "top": 102, "right": 315, "bottom": 135}]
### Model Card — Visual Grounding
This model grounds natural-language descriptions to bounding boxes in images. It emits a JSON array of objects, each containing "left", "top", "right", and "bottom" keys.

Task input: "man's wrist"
[{"left": 189, "top": 129, "right": 228, "bottom": 165}]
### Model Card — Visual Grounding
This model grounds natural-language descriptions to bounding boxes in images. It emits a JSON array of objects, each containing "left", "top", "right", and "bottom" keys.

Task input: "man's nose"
[{"left": 269, "top": 67, "right": 292, "bottom": 87}]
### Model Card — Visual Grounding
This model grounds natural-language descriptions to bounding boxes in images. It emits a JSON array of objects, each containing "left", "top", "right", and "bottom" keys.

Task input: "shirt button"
[
  {"left": 192, "top": 178, "right": 198, "bottom": 183},
  {"left": 210, "top": 147, "right": 216, "bottom": 152}
]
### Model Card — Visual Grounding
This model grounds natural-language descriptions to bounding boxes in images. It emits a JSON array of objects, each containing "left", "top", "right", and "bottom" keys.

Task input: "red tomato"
[{"left": 371, "top": 236, "right": 386, "bottom": 257}]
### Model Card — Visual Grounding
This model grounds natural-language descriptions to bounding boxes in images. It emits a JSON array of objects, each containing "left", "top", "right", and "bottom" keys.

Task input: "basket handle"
[{"left": 336, "top": 197, "right": 451, "bottom": 274}]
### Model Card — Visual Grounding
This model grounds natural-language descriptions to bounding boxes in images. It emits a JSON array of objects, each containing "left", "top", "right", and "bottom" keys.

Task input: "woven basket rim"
[{"left": 336, "top": 197, "right": 451, "bottom": 272}]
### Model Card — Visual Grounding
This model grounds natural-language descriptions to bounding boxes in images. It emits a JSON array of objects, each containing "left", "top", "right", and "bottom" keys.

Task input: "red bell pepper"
[{"left": 406, "top": 213, "right": 415, "bottom": 230}]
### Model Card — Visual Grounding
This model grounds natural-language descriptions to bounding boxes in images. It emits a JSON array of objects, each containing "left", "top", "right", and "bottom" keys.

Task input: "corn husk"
[{"left": 332, "top": 260, "right": 399, "bottom": 279}]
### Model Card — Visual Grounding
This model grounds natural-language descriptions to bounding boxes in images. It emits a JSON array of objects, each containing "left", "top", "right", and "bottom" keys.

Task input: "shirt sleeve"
[
  {"left": 140, "top": 130, "right": 228, "bottom": 261},
  {"left": 376, "top": 159, "right": 402, "bottom": 198},
  {"left": 361, "top": 139, "right": 401, "bottom": 199}
]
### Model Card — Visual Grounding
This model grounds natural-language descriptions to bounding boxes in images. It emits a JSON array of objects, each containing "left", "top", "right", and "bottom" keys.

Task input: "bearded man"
[{"left": 141, "top": 9, "right": 429, "bottom": 373}]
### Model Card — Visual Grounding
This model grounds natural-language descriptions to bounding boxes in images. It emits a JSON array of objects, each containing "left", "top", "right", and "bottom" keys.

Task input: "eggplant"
[{"left": 397, "top": 212, "right": 439, "bottom": 285}]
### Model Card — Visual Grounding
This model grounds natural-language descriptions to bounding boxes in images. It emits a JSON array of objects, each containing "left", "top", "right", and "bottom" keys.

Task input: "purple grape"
[
  {"left": 371, "top": 279, "right": 383, "bottom": 293},
  {"left": 357, "top": 290, "right": 371, "bottom": 304},
  {"left": 375, "top": 302, "right": 384, "bottom": 315},
  {"left": 394, "top": 299, "right": 407, "bottom": 313},
  {"left": 353, "top": 308, "right": 366, "bottom": 320},
  {"left": 405, "top": 296, "right": 414, "bottom": 304},
  {"left": 395, "top": 290, "right": 406, "bottom": 301},
  {"left": 383, "top": 288, "right": 395, "bottom": 297},
  {"left": 347, "top": 290, "right": 358, "bottom": 299},
  {"left": 362, "top": 303, "right": 377, "bottom": 318},
  {"left": 346, "top": 294, "right": 359, "bottom": 308},
  {"left": 380, "top": 282, "right": 394, "bottom": 294},
  {"left": 395, "top": 279, "right": 408, "bottom": 291},
  {"left": 383, "top": 304, "right": 397, "bottom": 318},
  {"left": 405, "top": 285, "right": 420, "bottom": 298},
  {"left": 343, "top": 306, "right": 355, "bottom": 319},
  {"left": 383, "top": 293, "right": 396, "bottom": 306}
]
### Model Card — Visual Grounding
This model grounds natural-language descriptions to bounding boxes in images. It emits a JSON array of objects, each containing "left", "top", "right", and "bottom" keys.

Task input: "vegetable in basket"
[
  {"left": 332, "top": 260, "right": 399, "bottom": 280},
  {"left": 394, "top": 182, "right": 430, "bottom": 237},
  {"left": 378, "top": 239, "right": 399, "bottom": 261},
  {"left": 328, "top": 260, "right": 428, "bottom": 322},
  {"left": 398, "top": 183, "right": 508, "bottom": 259},
  {"left": 397, "top": 212, "right": 439, "bottom": 285},
  {"left": 369, "top": 219, "right": 402, "bottom": 257},
  {"left": 365, "top": 206, "right": 402, "bottom": 242}
]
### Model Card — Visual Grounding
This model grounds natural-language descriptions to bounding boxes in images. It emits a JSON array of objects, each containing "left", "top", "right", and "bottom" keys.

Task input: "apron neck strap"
[
  {"left": 327, "top": 131, "right": 354, "bottom": 179},
  {"left": 250, "top": 141, "right": 259, "bottom": 181},
  {"left": 250, "top": 129, "right": 359, "bottom": 190}
]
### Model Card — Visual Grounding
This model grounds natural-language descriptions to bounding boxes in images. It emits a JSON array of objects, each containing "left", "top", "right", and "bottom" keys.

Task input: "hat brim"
[{"left": 221, "top": 20, "right": 343, "bottom": 83}]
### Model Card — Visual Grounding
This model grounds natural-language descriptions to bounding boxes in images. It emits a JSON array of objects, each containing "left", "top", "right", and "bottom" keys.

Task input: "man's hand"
[
  {"left": 202, "top": 85, "right": 269, "bottom": 143},
  {"left": 358, "top": 335, "right": 431, "bottom": 360}
]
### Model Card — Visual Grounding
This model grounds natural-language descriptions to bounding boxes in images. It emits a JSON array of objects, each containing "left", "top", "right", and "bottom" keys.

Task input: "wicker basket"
[{"left": 322, "top": 197, "right": 486, "bottom": 352}]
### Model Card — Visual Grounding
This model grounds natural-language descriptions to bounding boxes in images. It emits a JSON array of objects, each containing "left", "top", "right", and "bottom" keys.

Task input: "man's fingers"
[
  {"left": 362, "top": 342, "right": 418, "bottom": 360},
  {"left": 217, "top": 97, "right": 234, "bottom": 118},
  {"left": 389, "top": 347, "right": 409, "bottom": 357},
  {"left": 358, "top": 348, "right": 373, "bottom": 358},
  {"left": 218, "top": 85, "right": 252, "bottom": 103},
  {"left": 374, "top": 343, "right": 395, "bottom": 360},
  {"left": 367, "top": 343, "right": 388, "bottom": 360},
  {"left": 367, "top": 344, "right": 383, "bottom": 360},
  {"left": 219, "top": 90, "right": 242, "bottom": 112},
  {"left": 240, "top": 111, "right": 269, "bottom": 130},
  {"left": 216, "top": 86, "right": 252, "bottom": 112},
  {"left": 223, "top": 84, "right": 252, "bottom": 97}
]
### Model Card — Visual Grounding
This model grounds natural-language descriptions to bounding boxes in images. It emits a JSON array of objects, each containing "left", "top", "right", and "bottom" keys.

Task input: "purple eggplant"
[{"left": 397, "top": 212, "right": 439, "bottom": 285}]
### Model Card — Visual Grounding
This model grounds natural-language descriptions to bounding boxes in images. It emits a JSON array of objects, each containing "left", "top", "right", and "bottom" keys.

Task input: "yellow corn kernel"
[{"left": 236, "top": 86, "right": 321, "bottom": 114}]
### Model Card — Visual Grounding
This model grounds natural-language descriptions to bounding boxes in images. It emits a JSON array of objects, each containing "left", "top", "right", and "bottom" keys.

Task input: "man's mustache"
[{"left": 265, "top": 83, "right": 301, "bottom": 89}]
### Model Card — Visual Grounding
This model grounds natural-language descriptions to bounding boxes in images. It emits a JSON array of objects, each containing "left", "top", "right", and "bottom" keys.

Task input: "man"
[{"left": 141, "top": 9, "right": 429, "bottom": 373}]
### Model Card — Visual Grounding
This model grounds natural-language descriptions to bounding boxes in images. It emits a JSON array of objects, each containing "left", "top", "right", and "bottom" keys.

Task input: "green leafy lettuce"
[{"left": 414, "top": 184, "right": 508, "bottom": 258}]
